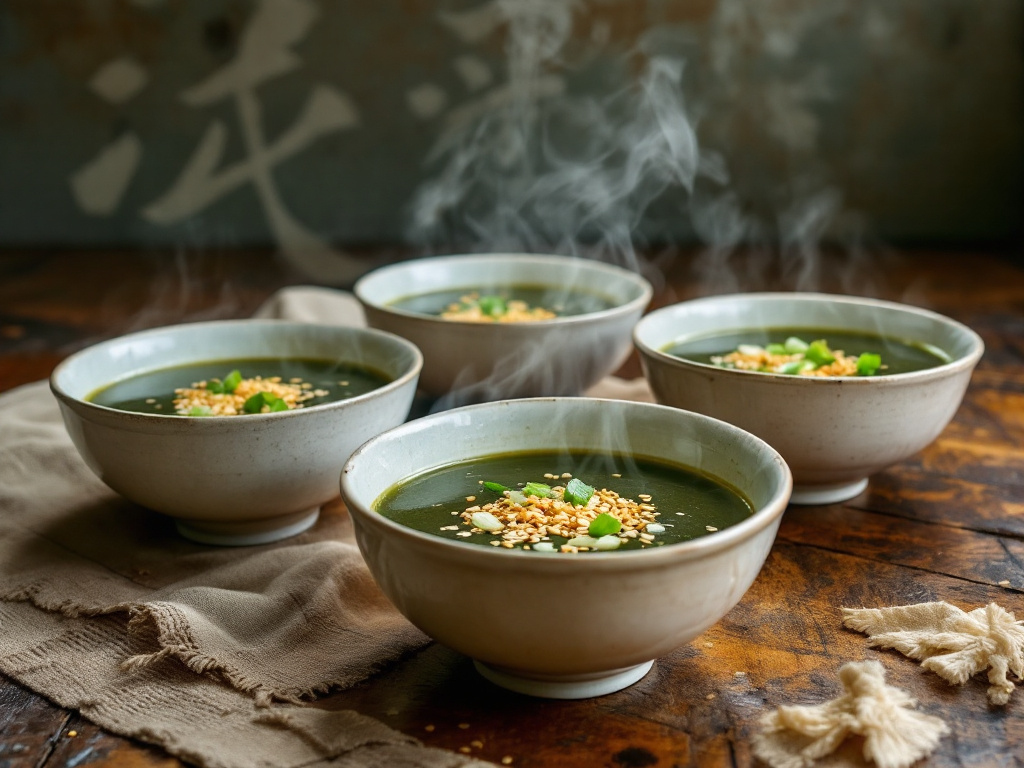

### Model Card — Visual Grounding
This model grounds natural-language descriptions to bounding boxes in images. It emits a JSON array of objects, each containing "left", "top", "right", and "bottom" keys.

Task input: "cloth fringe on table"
[
  {"left": 843, "top": 601, "right": 1024, "bottom": 705},
  {"left": 4, "top": 287, "right": 644, "bottom": 768},
  {"left": 751, "top": 660, "right": 949, "bottom": 768}
]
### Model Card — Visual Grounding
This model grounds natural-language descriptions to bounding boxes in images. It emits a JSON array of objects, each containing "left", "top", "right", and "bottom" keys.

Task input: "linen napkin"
[{"left": 0, "top": 286, "right": 653, "bottom": 768}]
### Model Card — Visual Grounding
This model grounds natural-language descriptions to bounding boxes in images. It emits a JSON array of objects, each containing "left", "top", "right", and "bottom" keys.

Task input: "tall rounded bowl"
[
  {"left": 354, "top": 254, "right": 652, "bottom": 404},
  {"left": 341, "top": 397, "right": 791, "bottom": 699},
  {"left": 634, "top": 292, "right": 984, "bottom": 505},
  {"left": 51, "top": 320, "right": 422, "bottom": 545}
]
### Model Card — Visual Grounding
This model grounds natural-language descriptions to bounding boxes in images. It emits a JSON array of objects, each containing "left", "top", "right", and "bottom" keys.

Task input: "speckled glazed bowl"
[
  {"left": 354, "top": 254, "right": 652, "bottom": 405},
  {"left": 50, "top": 320, "right": 421, "bottom": 546},
  {"left": 341, "top": 397, "right": 791, "bottom": 699},
  {"left": 634, "top": 292, "right": 984, "bottom": 505}
]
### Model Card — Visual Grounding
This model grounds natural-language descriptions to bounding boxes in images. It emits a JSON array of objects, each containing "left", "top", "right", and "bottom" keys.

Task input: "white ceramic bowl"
[
  {"left": 50, "top": 320, "right": 422, "bottom": 546},
  {"left": 354, "top": 254, "right": 652, "bottom": 404},
  {"left": 341, "top": 398, "right": 791, "bottom": 699},
  {"left": 634, "top": 292, "right": 984, "bottom": 505}
]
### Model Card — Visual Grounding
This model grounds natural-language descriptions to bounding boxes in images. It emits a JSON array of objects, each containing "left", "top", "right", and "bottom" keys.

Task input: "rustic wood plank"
[
  {"left": 777, "top": 505, "right": 1024, "bottom": 588},
  {"left": 0, "top": 673, "right": 70, "bottom": 767}
]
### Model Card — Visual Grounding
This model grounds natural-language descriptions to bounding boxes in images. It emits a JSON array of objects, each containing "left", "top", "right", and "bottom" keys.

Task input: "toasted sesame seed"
[
  {"left": 67, "top": 730, "right": 78, "bottom": 738},
  {"left": 459, "top": 746, "right": 471, "bottom": 754},
  {"left": 502, "top": 757, "right": 514, "bottom": 765},
  {"left": 425, "top": 724, "right": 435, "bottom": 732},
  {"left": 458, "top": 723, "right": 470, "bottom": 729},
  {"left": 999, "top": 580, "right": 1011, "bottom": 586},
  {"left": 471, "top": 740, "right": 484, "bottom": 748},
  {"left": 706, "top": 525, "right": 718, "bottom": 532}
]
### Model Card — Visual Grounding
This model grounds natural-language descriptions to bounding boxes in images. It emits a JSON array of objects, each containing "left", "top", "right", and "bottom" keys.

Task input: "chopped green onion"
[
  {"left": 779, "top": 361, "right": 803, "bottom": 375},
  {"left": 522, "top": 481, "right": 552, "bottom": 498},
  {"left": 187, "top": 405, "right": 213, "bottom": 416},
  {"left": 737, "top": 344, "right": 764, "bottom": 356},
  {"left": 477, "top": 295, "right": 507, "bottom": 317},
  {"left": 470, "top": 511, "right": 504, "bottom": 532},
  {"left": 206, "top": 379, "right": 226, "bottom": 394},
  {"left": 766, "top": 343, "right": 788, "bottom": 356},
  {"left": 804, "top": 340, "right": 835, "bottom": 367},
  {"left": 594, "top": 535, "right": 622, "bottom": 551},
  {"left": 243, "top": 392, "right": 288, "bottom": 413},
  {"left": 508, "top": 490, "right": 527, "bottom": 505},
  {"left": 532, "top": 542, "right": 556, "bottom": 553},
  {"left": 567, "top": 535, "right": 600, "bottom": 548},
  {"left": 482, "top": 481, "right": 507, "bottom": 493},
  {"left": 856, "top": 352, "right": 882, "bottom": 376},
  {"left": 563, "top": 478, "right": 595, "bottom": 507},
  {"left": 784, "top": 336, "right": 809, "bottom": 354},
  {"left": 222, "top": 369, "right": 242, "bottom": 393},
  {"left": 588, "top": 512, "right": 622, "bottom": 537}
]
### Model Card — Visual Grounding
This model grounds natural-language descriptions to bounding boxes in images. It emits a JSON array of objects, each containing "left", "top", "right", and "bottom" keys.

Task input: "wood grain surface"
[{"left": 1, "top": 248, "right": 1022, "bottom": 768}]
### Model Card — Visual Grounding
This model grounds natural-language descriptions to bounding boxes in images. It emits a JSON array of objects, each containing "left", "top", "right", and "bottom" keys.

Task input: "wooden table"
[{"left": 2, "top": 248, "right": 1022, "bottom": 767}]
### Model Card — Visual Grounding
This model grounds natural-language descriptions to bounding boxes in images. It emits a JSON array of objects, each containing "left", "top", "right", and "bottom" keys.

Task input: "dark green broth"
[
  {"left": 665, "top": 328, "right": 949, "bottom": 375},
  {"left": 388, "top": 284, "right": 615, "bottom": 317},
  {"left": 88, "top": 357, "right": 390, "bottom": 414},
  {"left": 375, "top": 450, "right": 753, "bottom": 552}
]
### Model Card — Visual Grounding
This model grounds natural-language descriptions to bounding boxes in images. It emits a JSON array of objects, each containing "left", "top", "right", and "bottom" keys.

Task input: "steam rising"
[
  {"left": 411, "top": 0, "right": 883, "bottom": 297},
  {"left": 411, "top": 1, "right": 706, "bottom": 279}
]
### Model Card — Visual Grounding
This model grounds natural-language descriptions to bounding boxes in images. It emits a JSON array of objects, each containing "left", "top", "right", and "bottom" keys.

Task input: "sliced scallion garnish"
[
  {"left": 766, "top": 343, "right": 788, "bottom": 356},
  {"left": 470, "top": 511, "right": 504, "bottom": 532},
  {"left": 482, "top": 481, "right": 507, "bottom": 493},
  {"left": 187, "top": 405, "right": 213, "bottom": 416},
  {"left": 243, "top": 392, "right": 288, "bottom": 413},
  {"left": 594, "top": 535, "right": 622, "bottom": 551},
  {"left": 522, "top": 481, "right": 552, "bottom": 498},
  {"left": 477, "top": 295, "right": 507, "bottom": 317},
  {"left": 804, "top": 340, "right": 835, "bottom": 367},
  {"left": 563, "top": 478, "right": 595, "bottom": 507},
  {"left": 588, "top": 512, "right": 622, "bottom": 537},
  {"left": 856, "top": 352, "right": 882, "bottom": 376},
  {"left": 784, "top": 336, "right": 809, "bottom": 354},
  {"left": 222, "top": 369, "right": 242, "bottom": 393}
]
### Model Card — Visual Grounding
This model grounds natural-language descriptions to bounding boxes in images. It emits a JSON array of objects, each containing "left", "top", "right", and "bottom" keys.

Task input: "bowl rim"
[
  {"left": 49, "top": 318, "right": 424, "bottom": 422},
  {"left": 340, "top": 397, "right": 792, "bottom": 572},
  {"left": 353, "top": 253, "right": 654, "bottom": 329},
  {"left": 633, "top": 291, "right": 985, "bottom": 385}
]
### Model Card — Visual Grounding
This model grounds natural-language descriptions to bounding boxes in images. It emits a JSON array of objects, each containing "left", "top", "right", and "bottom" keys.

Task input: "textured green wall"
[{"left": 2, "top": 0, "right": 1021, "bottom": 270}]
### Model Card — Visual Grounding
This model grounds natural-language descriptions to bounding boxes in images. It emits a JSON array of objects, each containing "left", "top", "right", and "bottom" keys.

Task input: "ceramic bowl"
[
  {"left": 50, "top": 320, "right": 422, "bottom": 546},
  {"left": 634, "top": 292, "right": 984, "bottom": 505},
  {"left": 353, "top": 254, "right": 652, "bottom": 404},
  {"left": 341, "top": 397, "right": 791, "bottom": 699}
]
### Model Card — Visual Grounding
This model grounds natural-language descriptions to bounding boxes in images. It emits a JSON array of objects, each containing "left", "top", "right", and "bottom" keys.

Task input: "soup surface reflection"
[
  {"left": 664, "top": 328, "right": 949, "bottom": 376},
  {"left": 89, "top": 358, "right": 390, "bottom": 415},
  {"left": 375, "top": 450, "right": 753, "bottom": 554},
  {"left": 388, "top": 285, "right": 615, "bottom": 320}
]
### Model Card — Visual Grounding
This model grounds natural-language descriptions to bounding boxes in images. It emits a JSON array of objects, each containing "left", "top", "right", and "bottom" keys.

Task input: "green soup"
[
  {"left": 89, "top": 358, "right": 391, "bottom": 414},
  {"left": 664, "top": 328, "right": 949, "bottom": 375},
  {"left": 375, "top": 450, "right": 753, "bottom": 553},
  {"left": 388, "top": 285, "right": 615, "bottom": 317}
]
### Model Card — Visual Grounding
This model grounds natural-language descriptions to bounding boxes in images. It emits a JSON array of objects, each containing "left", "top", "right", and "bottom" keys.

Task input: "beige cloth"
[
  {"left": 751, "top": 660, "right": 949, "bottom": 768},
  {"left": 843, "top": 601, "right": 1024, "bottom": 705},
  {"left": 0, "top": 287, "right": 653, "bottom": 767}
]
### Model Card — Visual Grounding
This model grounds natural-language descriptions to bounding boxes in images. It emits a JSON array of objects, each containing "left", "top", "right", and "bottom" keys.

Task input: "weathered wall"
[{"left": 1, "top": 0, "right": 1021, "bottom": 267}]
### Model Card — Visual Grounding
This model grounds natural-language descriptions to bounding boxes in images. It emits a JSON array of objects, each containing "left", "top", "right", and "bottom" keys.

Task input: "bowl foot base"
[
  {"left": 175, "top": 507, "right": 320, "bottom": 546},
  {"left": 473, "top": 659, "right": 654, "bottom": 699},
  {"left": 790, "top": 478, "right": 868, "bottom": 506}
]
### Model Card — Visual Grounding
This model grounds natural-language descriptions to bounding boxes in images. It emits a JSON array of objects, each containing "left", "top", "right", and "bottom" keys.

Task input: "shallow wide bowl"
[
  {"left": 634, "top": 292, "right": 984, "bottom": 505},
  {"left": 354, "top": 254, "right": 652, "bottom": 404},
  {"left": 51, "top": 320, "right": 422, "bottom": 545},
  {"left": 341, "top": 398, "right": 791, "bottom": 698}
]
